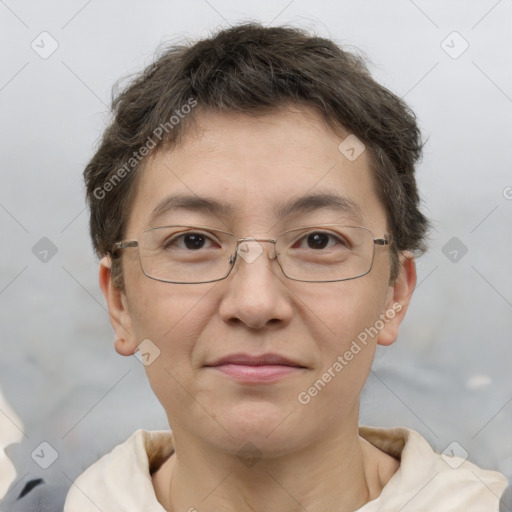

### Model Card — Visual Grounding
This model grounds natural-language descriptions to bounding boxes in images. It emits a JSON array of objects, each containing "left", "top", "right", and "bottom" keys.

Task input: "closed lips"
[{"left": 205, "top": 353, "right": 306, "bottom": 368}]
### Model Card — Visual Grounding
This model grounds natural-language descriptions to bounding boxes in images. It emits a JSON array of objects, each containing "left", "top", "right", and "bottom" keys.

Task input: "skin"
[{"left": 99, "top": 107, "right": 416, "bottom": 512}]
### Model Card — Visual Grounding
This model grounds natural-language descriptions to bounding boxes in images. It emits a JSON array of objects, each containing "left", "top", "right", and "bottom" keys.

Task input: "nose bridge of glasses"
[
  {"left": 236, "top": 237, "right": 277, "bottom": 244},
  {"left": 234, "top": 237, "right": 278, "bottom": 264}
]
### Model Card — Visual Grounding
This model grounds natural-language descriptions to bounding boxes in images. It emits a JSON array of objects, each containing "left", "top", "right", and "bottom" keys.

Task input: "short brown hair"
[{"left": 84, "top": 23, "right": 429, "bottom": 289}]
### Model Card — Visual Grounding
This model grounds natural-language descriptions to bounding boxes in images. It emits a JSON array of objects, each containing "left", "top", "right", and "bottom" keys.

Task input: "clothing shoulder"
[
  {"left": 63, "top": 429, "right": 173, "bottom": 512},
  {"left": 359, "top": 426, "right": 508, "bottom": 512}
]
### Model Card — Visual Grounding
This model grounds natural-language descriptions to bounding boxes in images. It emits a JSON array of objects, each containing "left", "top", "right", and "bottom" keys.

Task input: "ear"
[
  {"left": 99, "top": 256, "right": 138, "bottom": 356},
  {"left": 377, "top": 253, "right": 417, "bottom": 347}
]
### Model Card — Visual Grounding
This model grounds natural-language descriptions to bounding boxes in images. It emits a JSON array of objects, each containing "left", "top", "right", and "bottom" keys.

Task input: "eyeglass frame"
[{"left": 111, "top": 224, "right": 392, "bottom": 284}]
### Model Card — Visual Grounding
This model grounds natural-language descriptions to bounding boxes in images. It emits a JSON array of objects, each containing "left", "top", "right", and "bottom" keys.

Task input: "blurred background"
[{"left": 1, "top": 0, "right": 511, "bottom": 504}]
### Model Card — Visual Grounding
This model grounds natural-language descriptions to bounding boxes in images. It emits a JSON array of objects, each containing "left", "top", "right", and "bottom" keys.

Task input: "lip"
[{"left": 204, "top": 353, "right": 307, "bottom": 383}]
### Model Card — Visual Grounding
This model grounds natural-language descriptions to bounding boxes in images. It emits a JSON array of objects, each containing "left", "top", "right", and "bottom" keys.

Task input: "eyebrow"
[
  {"left": 148, "top": 191, "right": 362, "bottom": 226},
  {"left": 275, "top": 191, "right": 362, "bottom": 222}
]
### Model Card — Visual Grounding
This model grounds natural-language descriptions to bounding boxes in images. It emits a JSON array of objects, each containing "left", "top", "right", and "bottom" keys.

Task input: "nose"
[{"left": 218, "top": 239, "right": 293, "bottom": 330}]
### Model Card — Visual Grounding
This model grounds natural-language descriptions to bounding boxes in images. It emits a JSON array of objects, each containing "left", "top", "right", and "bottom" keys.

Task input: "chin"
[{"left": 184, "top": 398, "right": 309, "bottom": 455}]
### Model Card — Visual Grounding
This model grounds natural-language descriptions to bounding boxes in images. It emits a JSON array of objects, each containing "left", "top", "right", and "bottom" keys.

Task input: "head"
[{"left": 87, "top": 24, "right": 428, "bottom": 455}]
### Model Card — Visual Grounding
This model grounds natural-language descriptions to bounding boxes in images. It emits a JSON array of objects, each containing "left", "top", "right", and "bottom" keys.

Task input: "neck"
[{"left": 153, "top": 415, "right": 395, "bottom": 512}]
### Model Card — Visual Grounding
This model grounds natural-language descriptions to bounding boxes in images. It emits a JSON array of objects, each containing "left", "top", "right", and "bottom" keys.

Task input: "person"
[{"left": 64, "top": 23, "right": 508, "bottom": 511}]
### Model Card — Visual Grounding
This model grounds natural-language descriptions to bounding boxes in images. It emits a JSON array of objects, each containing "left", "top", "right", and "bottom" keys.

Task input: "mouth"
[{"left": 204, "top": 353, "right": 307, "bottom": 383}]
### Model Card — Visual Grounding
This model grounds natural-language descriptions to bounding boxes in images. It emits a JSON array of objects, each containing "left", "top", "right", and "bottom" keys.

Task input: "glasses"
[{"left": 112, "top": 224, "right": 391, "bottom": 284}]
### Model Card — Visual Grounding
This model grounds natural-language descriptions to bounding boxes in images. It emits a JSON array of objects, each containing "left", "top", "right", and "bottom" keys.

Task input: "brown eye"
[
  {"left": 182, "top": 233, "right": 206, "bottom": 250},
  {"left": 162, "top": 231, "right": 216, "bottom": 251},
  {"left": 306, "top": 233, "right": 330, "bottom": 249},
  {"left": 294, "top": 231, "right": 347, "bottom": 250}
]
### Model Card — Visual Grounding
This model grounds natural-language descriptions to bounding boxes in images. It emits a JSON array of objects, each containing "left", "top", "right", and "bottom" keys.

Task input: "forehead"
[{"left": 126, "top": 107, "right": 387, "bottom": 235}]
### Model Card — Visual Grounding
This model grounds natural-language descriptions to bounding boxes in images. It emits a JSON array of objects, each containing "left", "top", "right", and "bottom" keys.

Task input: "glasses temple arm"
[{"left": 112, "top": 240, "right": 139, "bottom": 253}]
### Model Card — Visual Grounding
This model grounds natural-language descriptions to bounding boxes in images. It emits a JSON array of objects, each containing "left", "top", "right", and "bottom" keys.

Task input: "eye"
[
  {"left": 163, "top": 231, "right": 218, "bottom": 251},
  {"left": 294, "top": 231, "right": 349, "bottom": 250}
]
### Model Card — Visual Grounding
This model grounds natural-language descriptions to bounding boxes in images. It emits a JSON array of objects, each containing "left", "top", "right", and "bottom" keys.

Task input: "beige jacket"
[{"left": 64, "top": 427, "right": 507, "bottom": 511}]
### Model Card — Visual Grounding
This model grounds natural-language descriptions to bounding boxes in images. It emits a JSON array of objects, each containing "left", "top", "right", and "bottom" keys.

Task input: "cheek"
[
  {"left": 310, "top": 276, "right": 388, "bottom": 351},
  {"left": 298, "top": 279, "right": 388, "bottom": 407},
  {"left": 128, "top": 277, "right": 217, "bottom": 343},
  {"left": 127, "top": 280, "right": 219, "bottom": 403}
]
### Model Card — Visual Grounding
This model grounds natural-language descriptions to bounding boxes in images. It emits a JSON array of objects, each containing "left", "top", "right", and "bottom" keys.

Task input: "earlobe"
[
  {"left": 98, "top": 256, "right": 139, "bottom": 356},
  {"left": 114, "top": 337, "right": 137, "bottom": 356},
  {"left": 377, "top": 254, "right": 417, "bottom": 347}
]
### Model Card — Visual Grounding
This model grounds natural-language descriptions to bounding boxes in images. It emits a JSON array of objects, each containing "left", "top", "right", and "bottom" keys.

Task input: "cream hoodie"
[{"left": 64, "top": 427, "right": 507, "bottom": 512}]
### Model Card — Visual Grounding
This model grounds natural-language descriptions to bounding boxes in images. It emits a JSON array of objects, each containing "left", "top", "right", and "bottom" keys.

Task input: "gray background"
[{"left": 1, "top": 0, "right": 511, "bottom": 500}]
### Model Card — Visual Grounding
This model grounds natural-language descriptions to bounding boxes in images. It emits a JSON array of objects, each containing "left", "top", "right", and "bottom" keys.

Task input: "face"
[{"left": 101, "top": 107, "right": 415, "bottom": 456}]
